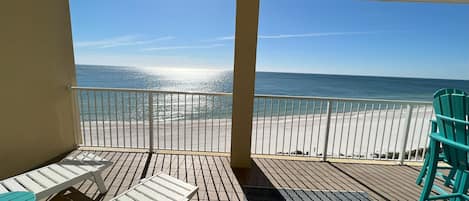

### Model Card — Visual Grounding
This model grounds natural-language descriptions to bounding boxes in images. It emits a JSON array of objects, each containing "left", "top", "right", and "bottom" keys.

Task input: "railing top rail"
[
  {"left": 71, "top": 86, "right": 232, "bottom": 96},
  {"left": 254, "top": 94, "right": 432, "bottom": 105},
  {"left": 71, "top": 86, "right": 432, "bottom": 105}
]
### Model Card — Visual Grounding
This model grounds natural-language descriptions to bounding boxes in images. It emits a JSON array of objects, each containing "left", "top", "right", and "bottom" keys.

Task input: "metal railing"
[
  {"left": 73, "top": 86, "right": 232, "bottom": 152},
  {"left": 72, "top": 86, "right": 433, "bottom": 163},
  {"left": 251, "top": 95, "right": 433, "bottom": 163}
]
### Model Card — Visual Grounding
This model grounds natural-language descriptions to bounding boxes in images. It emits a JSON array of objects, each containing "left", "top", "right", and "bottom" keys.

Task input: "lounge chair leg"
[{"left": 92, "top": 172, "right": 108, "bottom": 194}]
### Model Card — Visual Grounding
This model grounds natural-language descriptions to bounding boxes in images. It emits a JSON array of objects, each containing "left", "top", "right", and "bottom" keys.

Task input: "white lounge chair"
[
  {"left": 111, "top": 173, "right": 198, "bottom": 201},
  {"left": 0, "top": 152, "right": 111, "bottom": 200}
]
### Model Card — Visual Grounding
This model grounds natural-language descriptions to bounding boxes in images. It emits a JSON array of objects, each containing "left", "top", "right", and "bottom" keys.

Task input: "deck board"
[{"left": 59, "top": 150, "right": 450, "bottom": 201}]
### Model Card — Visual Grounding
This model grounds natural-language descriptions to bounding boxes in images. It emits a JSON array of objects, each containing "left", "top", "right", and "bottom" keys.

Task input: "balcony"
[
  {"left": 65, "top": 149, "right": 449, "bottom": 201},
  {"left": 61, "top": 86, "right": 442, "bottom": 200}
]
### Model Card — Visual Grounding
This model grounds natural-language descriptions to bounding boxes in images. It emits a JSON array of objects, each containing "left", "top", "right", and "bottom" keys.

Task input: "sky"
[{"left": 70, "top": 0, "right": 469, "bottom": 80}]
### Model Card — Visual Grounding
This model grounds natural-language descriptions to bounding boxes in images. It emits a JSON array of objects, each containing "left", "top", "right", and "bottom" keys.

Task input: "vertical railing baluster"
[
  {"left": 302, "top": 100, "right": 309, "bottom": 155},
  {"left": 78, "top": 90, "right": 86, "bottom": 146},
  {"left": 282, "top": 99, "right": 288, "bottom": 153},
  {"left": 149, "top": 92, "right": 154, "bottom": 153},
  {"left": 198, "top": 94, "right": 201, "bottom": 151},
  {"left": 289, "top": 99, "right": 295, "bottom": 155},
  {"left": 351, "top": 103, "right": 361, "bottom": 158},
  {"left": 269, "top": 97, "right": 274, "bottom": 154},
  {"left": 421, "top": 107, "right": 434, "bottom": 161},
  {"left": 399, "top": 104, "right": 414, "bottom": 165},
  {"left": 191, "top": 94, "right": 194, "bottom": 151},
  {"left": 128, "top": 92, "right": 132, "bottom": 147},
  {"left": 358, "top": 103, "right": 368, "bottom": 159},
  {"left": 385, "top": 104, "right": 397, "bottom": 160},
  {"left": 121, "top": 92, "right": 126, "bottom": 147},
  {"left": 331, "top": 101, "right": 340, "bottom": 157},
  {"left": 93, "top": 91, "right": 99, "bottom": 146},
  {"left": 275, "top": 99, "right": 281, "bottom": 154},
  {"left": 156, "top": 93, "right": 159, "bottom": 149},
  {"left": 262, "top": 98, "right": 267, "bottom": 154},
  {"left": 322, "top": 100, "right": 332, "bottom": 161},
  {"left": 204, "top": 95, "right": 208, "bottom": 151},
  {"left": 185, "top": 94, "right": 188, "bottom": 151},
  {"left": 338, "top": 102, "right": 347, "bottom": 158},
  {"left": 316, "top": 101, "right": 324, "bottom": 157},
  {"left": 211, "top": 95, "right": 214, "bottom": 152},
  {"left": 114, "top": 92, "right": 119, "bottom": 147},
  {"left": 372, "top": 104, "right": 382, "bottom": 158},
  {"left": 163, "top": 93, "right": 166, "bottom": 149},
  {"left": 365, "top": 104, "right": 375, "bottom": 159},
  {"left": 142, "top": 92, "right": 146, "bottom": 148},
  {"left": 408, "top": 105, "right": 420, "bottom": 160},
  {"left": 101, "top": 92, "right": 106, "bottom": 146},
  {"left": 309, "top": 101, "right": 316, "bottom": 156},
  {"left": 170, "top": 94, "right": 173, "bottom": 149},
  {"left": 392, "top": 105, "right": 404, "bottom": 160},
  {"left": 135, "top": 92, "right": 139, "bottom": 148},
  {"left": 87, "top": 90, "right": 93, "bottom": 146},
  {"left": 177, "top": 93, "right": 180, "bottom": 150},
  {"left": 296, "top": 100, "right": 302, "bottom": 154},
  {"left": 378, "top": 104, "right": 390, "bottom": 160},
  {"left": 415, "top": 104, "right": 429, "bottom": 161},
  {"left": 344, "top": 102, "right": 354, "bottom": 158},
  {"left": 108, "top": 91, "right": 112, "bottom": 147}
]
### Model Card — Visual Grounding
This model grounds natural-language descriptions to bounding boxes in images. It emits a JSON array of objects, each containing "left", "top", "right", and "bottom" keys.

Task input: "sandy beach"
[{"left": 80, "top": 105, "right": 433, "bottom": 160}]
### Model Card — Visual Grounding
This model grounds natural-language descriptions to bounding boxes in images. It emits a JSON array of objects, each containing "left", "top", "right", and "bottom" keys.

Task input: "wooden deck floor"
[{"left": 59, "top": 150, "right": 448, "bottom": 201}]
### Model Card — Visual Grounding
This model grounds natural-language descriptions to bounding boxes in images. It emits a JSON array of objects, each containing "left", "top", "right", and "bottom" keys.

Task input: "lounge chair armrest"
[{"left": 430, "top": 132, "right": 469, "bottom": 152}]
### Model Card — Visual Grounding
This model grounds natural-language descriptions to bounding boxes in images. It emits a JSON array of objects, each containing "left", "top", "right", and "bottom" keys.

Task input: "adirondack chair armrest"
[
  {"left": 435, "top": 114, "right": 469, "bottom": 125},
  {"left": 430, "top": 133, "right": 469, "bottom": 152}
]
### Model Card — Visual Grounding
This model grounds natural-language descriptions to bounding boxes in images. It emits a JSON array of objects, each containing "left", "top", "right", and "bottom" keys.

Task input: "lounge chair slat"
[
  {"left": 116, "top": 195, "right": 136, "bottom": 201},
  {"left": 68, "top": 152, "right": 103, "bottom": 162},
  {"left": 58, "top": 164, "right": 89, "bottom": 175},
  {"left": 144, "top": 180, "right": 184, "bottom": 199},
  {"left": 148, "top": 176, "right": 187, "bottom": 195},
  {"left": 2, "top": 179, "right": 27, "bottom": 191},
  {"left": 156, "top": 174, "right": 195, "bottom": 191},
  {"left": 136, "top": 185, "right": 176, "bottom": 201},
  {"left": 48, "top": 164, "right": 77, "bottom": 179},
  {"left": 0, "top": 183, "right": 9, "bottom": 193},
  {"left": 38, "top": 168, "right": 68, "bottom": 183},
  {"left": 15, "top": 175, "right": 44, "bottom": 192},
  {"left": 27, "top": 171, "right": 57, "bottom": 188},
  {"left": 126, "top": 189, "right": 155, "bottom": 201}
]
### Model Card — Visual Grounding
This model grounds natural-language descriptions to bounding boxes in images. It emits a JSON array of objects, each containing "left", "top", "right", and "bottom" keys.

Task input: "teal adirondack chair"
[
  {"left": 419, "top": 89, "right": 469, "bottom": 201},
  {"left": 416, "top": 89, "right": 466, "bottom": 186}
]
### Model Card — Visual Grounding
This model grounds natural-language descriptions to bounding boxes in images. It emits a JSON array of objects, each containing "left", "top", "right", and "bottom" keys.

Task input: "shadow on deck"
[{"left": 54, "top": 149, "right": 445, "bottom": 201}]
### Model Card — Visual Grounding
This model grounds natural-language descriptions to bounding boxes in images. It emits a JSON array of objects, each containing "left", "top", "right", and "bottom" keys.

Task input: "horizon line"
[{"left": 75, "top": 63, "right": 469, "bottom": 82}]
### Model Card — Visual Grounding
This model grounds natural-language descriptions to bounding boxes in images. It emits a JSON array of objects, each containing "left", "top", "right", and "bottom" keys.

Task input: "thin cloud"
[
  {"left": 75, "top": 35, "right": 174, "bottom": 48},
  {"left": 215, "top": 31, "right": 381, "bottom": 41},
  {"left": 142, "top": 43, "right": 224, "bottom": 51}
]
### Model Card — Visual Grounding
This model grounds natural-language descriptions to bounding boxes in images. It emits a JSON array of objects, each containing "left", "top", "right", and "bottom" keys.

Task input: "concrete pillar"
[{"left": 230, "top": 0, "right": 260, "bottom": 168}]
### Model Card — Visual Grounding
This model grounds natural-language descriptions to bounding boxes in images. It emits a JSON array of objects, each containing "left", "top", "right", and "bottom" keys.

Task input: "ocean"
[
  {"left": 75, "top": 64, "right": 466, "bottom": 154},
  {"left": 76, "top": 64, "right": 469, "bottom": 101}
]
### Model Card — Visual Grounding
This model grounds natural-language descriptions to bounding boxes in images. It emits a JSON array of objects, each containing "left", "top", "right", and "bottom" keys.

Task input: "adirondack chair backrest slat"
[{"left": 433, "top": 90, "right": 469, "bottom": 170}]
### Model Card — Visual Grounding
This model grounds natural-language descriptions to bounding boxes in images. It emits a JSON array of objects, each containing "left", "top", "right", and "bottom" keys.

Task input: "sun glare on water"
[{"left": 135, "top": 66, "right": 231, "bottom": 92}]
